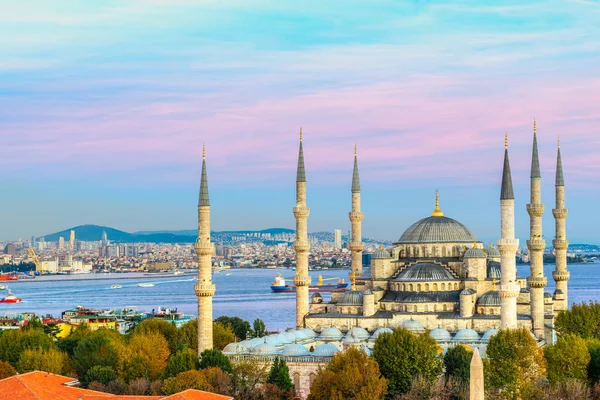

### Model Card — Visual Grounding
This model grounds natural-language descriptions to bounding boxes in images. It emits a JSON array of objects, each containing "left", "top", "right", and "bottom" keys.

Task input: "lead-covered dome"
[
  {"left": 397, "top": 216, "right": 476, "bottom": 244},
  {"left": 394, "top": 263, "right": 457, "bottom": 282},
  {"left": 464, "top": 247, "right": 486, "bottom": 259}
]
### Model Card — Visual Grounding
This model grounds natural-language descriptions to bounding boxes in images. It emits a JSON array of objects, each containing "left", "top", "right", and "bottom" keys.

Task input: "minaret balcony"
[
  {"left": 526, "top": 204, "right": 545, "bottom": 217},
  {"left": 497, "top": 238, "right": 519, "bottom": 252},
  {"left": 552, "top": 209, "right": 568, "bottom": 219},
  {"left": 293, "top": 207, "right": 310, "bottom": 218},
  {"left": 293, "top": 275, "right": 312, "bottom": 286},
  {"left": 194, "top": 283, "right": 216, "bottom": 297},
  {"left": 294, "top": 241, "right": 310, "bottom": 253},
  {"left": 348, "top": 242, "right": 364, "bottom": 252},
  {"left": 194, "top": 242, "right": 214, "bottom": 256},
  {"left": 552, "top": 271, "right": 570, "bottom": 281},
  {"left": 527, "top": 239, "right": 546, "bottom": 252},
  {"left": 552, "top": 239, "right": 569, "bottom": 250},
  {"left": 348, "top": 211, "right": 364, "bottom": 222},
  {"left": 527, "top": 276, "right": 547, "bottom": 288},
  {"left": 498, "top": 283, "right": 520, "bottom": 299}
]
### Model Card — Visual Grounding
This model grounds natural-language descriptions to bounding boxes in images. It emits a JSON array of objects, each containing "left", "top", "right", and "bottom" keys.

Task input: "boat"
[
  {"left": 0, "top": 285, "right": 7, "bottom": 290},
  {"left": 110, "top": 284, "right": 122, "bottom": 289},
  {"left": 137, "top": 283, "right": 154, "bottom": 288},
  {"left": 270, "top": 273, "right": 348, "bottom": 293},
  {"left": 0, "top": 275, "right": 18, "bottom": 281},
  {"left": 225, "top": 273, "right": 231, "bottom": 276},
  {"left": 0, "top": 291, "right": 22, "bottom": 303},
  {"left": 173, "top": 271, "right": 184, "bottom": 276}
]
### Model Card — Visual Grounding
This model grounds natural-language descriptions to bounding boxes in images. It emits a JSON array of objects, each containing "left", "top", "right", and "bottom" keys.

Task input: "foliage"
[
  {"left": 87, "top": 381, "right": 107, "bottom": 392},
  {"left": 0, "top": 360, "right": 17, "bottom": 379},
  {"left": 178, "top": 319, "right": 198, "bottom": 353},
  {"left": 17, "top": 347, "right": 72, "bottom": 375},
  {"left": 56, "top": 324, "right": 91, "bottom": 357},
  {"left": 545, "top": 334, "right": 590, "bottom": 384},
  {"left": 162, "top": 370, "right": 211, "bottom": 395},
  {"left": 541, "top": 379, "right": 591, "bottom": 400},
  {"left": 127, "top": 377, "right": 150, "bottom": 395},
  {"left": 267, "top": 357, "right": 293, "bottom": 393},
  {"left": 0, "top": 328, "right": 54, "bottom": 367},
  {"left": 213, "top": 322, "right": 237, "bottom": 351},
  {"left": 555, "top": 302, "right": 600, "bottom": 339},
  {"left": 105, "top": 378, "right": 128, "bottom": 395},
  {"left": 230, "top": 359, "right": 269, "bottom": 400},
  {"left": 133, "top": 319, "right": 180, "bottom": 353},
  {"left": 485, "top": 327, "right": 546, "bottom": 398},
  {"left": 308, "top": 347, "right": 388, "bottom": 400},
  {"left": 43, "top": 322, "right": 63, "bottom": 340},
  {"left": 122, "top": 331, "right": 170, "bottom": 382},
  {"left": 215, "top": 316, "right": 251, "bottom": 340},
  {"left": 199, "top": 348, "right": 232, "bottom": 373},
  {"left": 253, "top": 319, "right": 267, "bottom": 338},
  {"left": 163, "top": 348, "right": 199, "bottom": 379},
  {"left": 203, "top": 367, "right": 232, "bottom": 396},
  {"left": 177, "top": 319, "right": 238, "bottom": 353},
  {"left": 443, "top": 345, "right": 472, "bottom": 383},
  {"left": 85, "top": 365, "right": 117, "bottom": 386},
  {"left": 23, "top": 316, "right": 44, "bottom": 331},
  {"left": 73, "top": 329, "right": 123, "bottom": 383},
  {"left": 589, "top": 339, "right": 600, "bottom": 384},
  {"left": 372, "top": 328, "right": 442, "bottom": 397}
]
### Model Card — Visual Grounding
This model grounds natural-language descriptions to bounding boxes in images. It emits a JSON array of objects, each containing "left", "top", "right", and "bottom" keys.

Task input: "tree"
[
  {"left": 443, "top": 345, "right": 472, "bottom": 383},
  {"left": 199, "top": 348, "right": 232, "bottom": 373},
  {"left": 123, "top": 331, "right": 170, "bottom": 381},
  {"left": 162, "top": 370, "right": 211, "bottom": 395},
  {"left": 73, "top": 329, "right": 123, "bottom": 383},
  {"left": 0, "top": 328, "right": 54, "bottom": 367},
  {"left": 213, "top": 322, "right": 236, "bottom": 351},
  {"left": 127, "top": 377, "right": 150, "bottom": 395},
  {"left": 555, "top": 302, "right": 600, "bottom": 339},
  {"left": 545, "top": 334, "right": 590, "bottom": 384},
  {"left": 588, "top": 339, "right": 600, "bottom": 384},
  {"left": 43, "top": 322, "right": 63, "bottom": 340},
  {"left": 85, "top": 365, "right": 117, "bottom": 386},
  {"left": 253, "top": 319, "right": 267, "bottom": 338},
  {"left": 308, "top": 347, "right": 388, "bottom": 400},
  {"left": 178, "top": 320, "right": 198, "bottom": 353},
  {"left": 56, "top": 324, "right": 91, "bottom": 357},
  {"left": 215, "top": 316, "right": 251, "bottom": 340},
  {"left": 267, "top": 357, "right": 293, "bottom": 393},
  {"left": 485, "top": 327, "right": 546, "bottom": 398},
  {"left": 203, "top": 367, "right": 232, "bottom": 396},
  {"left": 23, "top": 316, "right": 44, "bottom": 331},
  {"left": 372, "top": 328, "right": 442, "bottom": 397},
  {"left": 17, "top": 347, "right": 72, "bottom": 375},
  {"left": 163, "top": 349, "right": 199, "bottom": 379},
  {"left": 230, "top": 360, "right": 269, "bottom": 400},
  {"left": 0, "top": 360, "right": 16, "bottom": 379},
  {"left": 133, "top": 319, "right": 180, "bottom": 353}
]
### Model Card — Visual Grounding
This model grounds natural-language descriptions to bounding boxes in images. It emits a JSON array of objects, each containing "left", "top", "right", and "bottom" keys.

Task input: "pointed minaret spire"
[
  {"left": 199, "top": 144, "right": 210, "bottom": 206},
  {"left": 296, "top": 128, "right": 306, "bottom": 183},
  {"left": 500, "top": 132, "right": 515, "bottom": 200},
  {"left": 556, "top": 137, "right": 564, "bottom": 186},
  {"left": 352, "top": 144, "right": 360, "bottom": 192},
  {"left": 531, "top": 120, "right": 541, "bottom": 178}
]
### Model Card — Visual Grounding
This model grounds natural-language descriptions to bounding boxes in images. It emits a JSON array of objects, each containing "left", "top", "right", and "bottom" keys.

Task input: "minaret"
[
  {"left": 527, "top": 120, "right": 547, "bottom": 339},
  {"left": 195, "top": 144, "right": 215, "bottom": 354},
  {"left": 552, "top": 137, "right": 570, "bottom": 312},
  {"left": 498, "top": 132, "right": 520, "bottom": 329},
  {"left": 293, "top": 129, "right": 311, "bottom": 328},
  {"left": 348, "top": 144, "right": 364, "bottom": 282}
]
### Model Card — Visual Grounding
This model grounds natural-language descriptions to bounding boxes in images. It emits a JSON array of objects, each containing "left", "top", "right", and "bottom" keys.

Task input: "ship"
[
  {"left": 0, "top": 291, "right": 22, "bottom": 303},
  {"left": 270, "top": 273, "right": 348, "bottom": 293},
  {"left": 0, "top": 275, "right": 18, "bottom": 281}
]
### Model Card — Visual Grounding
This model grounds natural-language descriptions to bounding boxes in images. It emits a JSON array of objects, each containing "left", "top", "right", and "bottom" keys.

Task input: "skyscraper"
[
  {"left": 102, "top": 230, "right": 108, "bottom": 246},
  {"left": 334, "top": 229, "right": 342, "bottom": 250},
  {"left": 69, "top": 230, "right": 75, "bottom": 250},
  {"left": 58, "top": 237, "right": 65, "bottom": 250}
]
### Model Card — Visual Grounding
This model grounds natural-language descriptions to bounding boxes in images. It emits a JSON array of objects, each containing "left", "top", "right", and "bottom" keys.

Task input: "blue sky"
[{"left": 0, "top": 0, "right": 599, "bottom": 244}]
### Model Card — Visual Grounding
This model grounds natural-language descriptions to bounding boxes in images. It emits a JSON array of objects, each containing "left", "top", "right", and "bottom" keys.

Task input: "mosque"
[{"left": 195, "top": 122, "right": 570, "bottom": 397}]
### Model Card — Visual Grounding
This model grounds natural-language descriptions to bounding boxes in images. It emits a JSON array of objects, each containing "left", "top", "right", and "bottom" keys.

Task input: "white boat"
[
  {"left": 173, "top": 271, "right": 184, "bottom": 276},
  {"left": 0, "top": 285, "right": 7, "bottom": 290},
  {"left": 137, "top": 283, "right": 154, "bottom": 288},
  {"left": 110, "top": 284, "right": 122, "bottom": 289},
  {"left": 225, "top": 273, "right": 231, "bottom": 276}
]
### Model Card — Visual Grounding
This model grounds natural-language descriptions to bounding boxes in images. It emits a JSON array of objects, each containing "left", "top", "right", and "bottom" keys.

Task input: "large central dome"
[{"left": 397, "top": 216, "right": 476, "bottom": 244}]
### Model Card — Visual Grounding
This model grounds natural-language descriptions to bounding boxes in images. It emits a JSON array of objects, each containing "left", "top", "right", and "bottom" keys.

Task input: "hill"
[{"left": 42, "top": 225, "right": 133, "bottom": 242}]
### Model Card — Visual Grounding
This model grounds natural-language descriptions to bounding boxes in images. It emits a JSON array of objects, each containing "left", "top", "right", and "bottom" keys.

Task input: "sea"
[{"left": 1, "top": 263, "right": 599, "bottom": 332}]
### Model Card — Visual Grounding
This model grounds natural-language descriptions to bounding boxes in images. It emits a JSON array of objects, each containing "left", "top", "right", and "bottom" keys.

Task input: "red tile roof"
[{"left": 0, "top": 371, "right": 234, "bottom": 400}]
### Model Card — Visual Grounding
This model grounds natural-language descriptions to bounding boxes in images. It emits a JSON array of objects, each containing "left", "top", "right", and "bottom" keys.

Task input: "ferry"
[
  {"left": 137, "top": 283, "right": 154, "bottom": 288},
  {"left": 270, "top": 273, "right": 348, "bottom": 293},
  {"left": 0, "top": 285, "right": 7, "bottom": 290},
  {"left": 0, "top": 275, "right": 18, "bottom": 281},
  {"left": 0, "top": 291, "right": 22, "bottom": 303}
]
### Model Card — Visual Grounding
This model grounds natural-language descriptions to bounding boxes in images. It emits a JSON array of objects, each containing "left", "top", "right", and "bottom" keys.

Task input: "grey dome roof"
[
  {"left": 487, "top": 261, "right": 501, "bottom": 279},
  {"left": 544, "top": 292, "right": 552, "bottom": 299},
  {"left": 477, "top": 291, "right": 501, "bottom": 306},
  {"left": 284, "top": 331, "right": 298, "bottom": 341},
  {"left": 319, "top": 327, "right": 344, "bottom": 341},
  {"left": 397, "top": 216, "right": 477, "bottom": 244},
  {"left": 401, "top": 319, "right": 425, "bottom": 332},
  {"left": 313, "top": 343, "right": 340, "bottom": 356},
  {"left": 430, "top": 328, "right": 452, "bottom": 341},
  {"left": 223, "top": 342, "right": 246, "bottom": 354},
  {"left": 481, "top": 328, "right": 498, "bottom": 342},
  {"left": 343, "top": 333, "right": 363, "bottom": 344},
  {"left": 460, "top": 289, "right": 476, "bottom": 296},
  {"left": 337, "top": 290, "right": 364, "bottom": 305},
  {"left": 252, "top": 342, "right": 277, "bottom": 355},
  {"left": 299, "top": 328, "right": 317, "bottom": 338},
  {"left": 281, "top": 344, "right": 309, "bottom": 356},
  {"left": 370, "top": 327, "right": 393, "bottom": 340},
  {"left": 454, "top": 329, "right": 480, "bottom": 341},
  {"left": 276, "top": 333, "right": 292, "bottom": 345},
  {"left": 404, "top": 292, "right": 433, "bottom": 303},
  {"left": 347, "top": 327, "right": 370, "bottom": 341},
  {"left": 373, "top": 246, "right": 391, "bottom": 259},
  {"left": 464, "top": 247, "right": 486, "bottom": 259},
  {"left": 394, "top": 263, "right": 457, "bottom": 282},
  {"left": 487, "top": 245, "right": 501, "bottom": 258}
]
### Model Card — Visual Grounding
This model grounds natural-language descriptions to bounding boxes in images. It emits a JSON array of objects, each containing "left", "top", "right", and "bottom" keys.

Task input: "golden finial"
[
  {"left": 350, "top": 271, "right": 357, "bottom": 290},
  {"left": 299, "top": 128, "right": 303, "bottom": 142},
  {"left": 432, "top": 190, "right": 444, "bottom": 217},
  {"left": 379, "top": 243, "right": 383, "bottom": 251},
  {"left": 202, "top": 143, "right": 206, "bottom": 160},
  {"left": 533, "top": 118, "right": 536, "bottom": 135},
  {"left": 354, "top": 143, "right": 357, "bottom": 157},
  {"left": 492, "top": 277, "right": 498, "bottom": 291},
  {"left": 504, "top": 131, "right": 508, "bottom": 149},
  {"left": 489, "top": 241, "right": 493, "bottom": 249}
]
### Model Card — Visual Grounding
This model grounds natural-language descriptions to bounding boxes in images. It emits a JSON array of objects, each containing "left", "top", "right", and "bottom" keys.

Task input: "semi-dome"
[
  {"left": 481, "top": 328, "right": 498, "bottom": 342},
  {"left": 337, "top": 290, "right": 364, "bottom": 305},
  {"left": 404, "top": 292, "right": 433, "bottom": 303},
  {"left": 464, "top": 247, "right": 486, "bottom": 259},
  {"left": 394, "top": 263, "right": 457, "bottom": 282},
  {"left": 454, "top": 329, "right": 480, "bottom": 341},
  {"left": 397, "top": 216, "right": 477, "bottom": 244},
  {"left": 252, "top": 342, "right": 278, "bottom": 355},
  {"left": 346, "top": 327, "right": 370, "bottom": 341},
  {"left": 319, "top": 327, "right": 344, "bottom": 341},
  {"left": 313, "top": 343, "right": 340, "bottom": 356},
  {"left": 430, "top": 328, "right": 452, "bottom": 341},
  {"left": 477, "top": 291, "right": 501, "bottom": 306},
  {"left": 281, "top": 343, "right": 309, "bottom": 356},
  {"left": 373, "top": 244, "right": 391, "bottom": 259},
  {"left": 401, "top": 319, "right": 425, "bottom": 333},
  {"left": 370, "top": 327, "right": 393, "bottom": 340}
]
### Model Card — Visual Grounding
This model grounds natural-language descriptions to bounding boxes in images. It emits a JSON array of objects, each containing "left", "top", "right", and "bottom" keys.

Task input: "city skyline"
[{"left": 1, "top": 1, "right": 599, "bottom": 243}]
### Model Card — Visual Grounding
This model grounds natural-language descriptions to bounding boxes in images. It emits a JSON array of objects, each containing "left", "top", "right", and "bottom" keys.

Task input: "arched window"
[
  {"left": 417, "top": 284, "right": 422, "bottom": 291},
  {"left": 443, "top": 304, "right": 448, "bottom": 311},
  {"left": 414, "top": 305, "right": 418, "bottom": 312},
  {"left": 441, "top": 283, "right": 446, "bottom": 291},
  {"left": 442, "top": 246, "right": 447, "bottom": 257},
  {"left": 409, "top": 284, "right": 413, "bottom": 291},
  {"left": 294, "top": 373, "right": 301, "bottom": 389},
  {"left": 454, "top": 283, "right": 459, "bottom": 290},
  {"left": 433, "top": 283, "right": 438, "bottom": 291},
  {"left": 425, "top": 283, "right": 430, "bottom": 291},
  {"left": 434, "top": 304, "right": 438, "bottom": 312}
]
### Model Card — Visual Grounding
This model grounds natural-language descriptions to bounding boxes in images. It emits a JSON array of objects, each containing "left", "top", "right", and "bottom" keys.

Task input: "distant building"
[
  {"left": 334, "top": 229, "right": 342, "bottom": 250},
  {"left": 3, "top": 243, "right": 16, "bottom": 256},
  {"left": 58, "top": 237, "right": 65, "bottom": 250},
  {"left": 69, "top": 230, "right": 75, "bottom": 249},
  {"left": 102, "top": 230, "right": 108, "bottom": 246}
]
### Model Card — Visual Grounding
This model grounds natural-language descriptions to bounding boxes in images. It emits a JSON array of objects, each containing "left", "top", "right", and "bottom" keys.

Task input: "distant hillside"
[
  {"left": 43, "top": 225, "right": 133, "bottom": 242},
  {"left": 133, "top": 228, "right": 294, "bottom": 236}
]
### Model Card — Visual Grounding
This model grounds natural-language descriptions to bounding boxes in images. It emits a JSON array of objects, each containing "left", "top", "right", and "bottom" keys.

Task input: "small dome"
[
  {"left": 313, "top": 343, "right": 340, "bottom": 356},
  {"left": 554, "top": 289, "right": 564, "bottom": 295},
  {"left": 251, "top": 342, "right": 277, "bottom": 355},
  {"left": 487, "top": 245, "right": 501, "bottom": 259},
  {"left": 430, "top": 328, "right": 452, "bottom": 341},
  {"left": 284, "top": 331, "right": 297, "bottom": 341},
  {"left": 343, "top": 332, "right": 362, "bottom": 344},
  {"left": 370, "top": 327, "right": 393, "bottom": 340},
  {"left": 477, "top": 291, "right": 500, "bottom": 306},
  {"left": 481, "top": 329, "right": 498, "bottom": 342},
  {"left": 373, "top": 245, "right": 391, "bottom": 259},
  {"left": 454, "top": 329, "right": 480, "bottom": 341},
  {"left": 311, "top": 292, "right": 323, "bottom": 303},
  {"left": 293, "top": 330, "right": 309, "bottom": 341},
  {"left": 346, "top": 327, "right": 370, "bottom": 341},
  {"left": 281, "top": 343, "right": 309, "bottom": 356},
  {"left": 544, "top": 292, "right": 552, "bottom": 299},
  {"left": 404, "top": 292, "right": 433, "bottom": 303},
  {"left": 319, "top": 327, "right": 344, "bottom": 341},
  {"left": 464, "top": 247, "right": 486, "bottom": 259},
  {"left": 248, "top": 338, "right": 263, "bottom": 347},
  {"left": 299, "top": 328, "right": 317, "bottom": 338},
  {"left": 276, "top": 333, "right": 292, "bottom": 344},
  {"left": 401, "top": 319, "right": 425, "bottom": 333},
  {"left": 460, "top": 289, "right": 476, "bottom": 296},
  {"left": 265, "top": 335, "right": 282, "bottom": 345},
  {"left": 363, "top": 289, "right": 373, "bottom": 295},
  {"left": 337, "top": 290, "right": 364, "bottom": 306},
  {"left": 223, "top": 342, "right": 245, "bottom": 354},
  {"left": 394, "top": 263, "right": 457, "bottom": 282}
]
